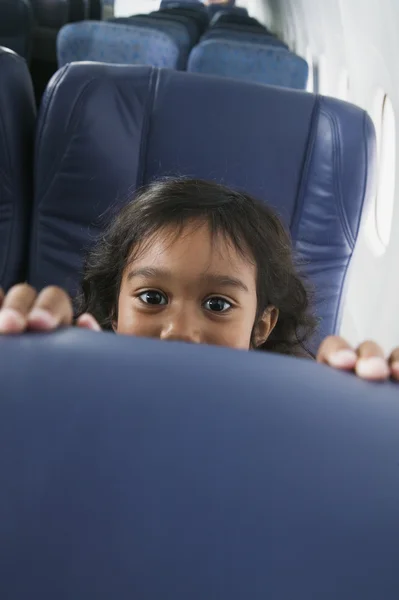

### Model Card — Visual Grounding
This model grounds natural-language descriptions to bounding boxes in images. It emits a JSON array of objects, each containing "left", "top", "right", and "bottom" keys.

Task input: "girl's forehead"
[{"left": 127, "top": 221, "right": 256, "bottom": 276}]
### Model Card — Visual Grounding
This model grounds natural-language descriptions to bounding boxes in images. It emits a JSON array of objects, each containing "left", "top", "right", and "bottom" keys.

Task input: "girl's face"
[{"left": 116, "top": 222, "right": 278, "bottom": 349}]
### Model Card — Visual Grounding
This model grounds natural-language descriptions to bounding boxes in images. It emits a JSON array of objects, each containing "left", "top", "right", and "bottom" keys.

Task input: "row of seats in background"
[
  {"left": 0, "top": 0, "right": 309, "bottom": 104},
  {"left": 59, "top": 1, "right": 309, "bottom": 91}
]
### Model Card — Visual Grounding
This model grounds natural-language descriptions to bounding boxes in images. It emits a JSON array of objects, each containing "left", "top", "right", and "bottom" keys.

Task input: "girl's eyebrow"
[{"left": 127, "top": 267, "right": 249, "bottom": 293}]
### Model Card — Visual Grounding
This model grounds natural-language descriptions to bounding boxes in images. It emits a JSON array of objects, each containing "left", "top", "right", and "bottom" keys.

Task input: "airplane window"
[
  {"left": 305, "top": 47, "right": 314, "bottom": 93},
  {"left": 365, "top": 90, "right": 396, "bottom": 254},
  {"left": 375, "top": 94, "right": 396, "bottom": 248}
]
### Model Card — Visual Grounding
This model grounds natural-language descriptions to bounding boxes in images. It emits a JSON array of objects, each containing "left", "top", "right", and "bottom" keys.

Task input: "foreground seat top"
[
  {"left": 0, "top": 329, "right": 398, "bottom": 599},
  {"left": 0, "top": 0, "right": 33, "bottom": 60},
  {"left": 31, "top": 63, "right": 375, "bottom": 347},
  {"left": 0, "top": 47, "right": 36, "bottom": 290},
  {"left": 57, "top": 21, "right": 180, "bottom": 69},
  {"left": 188, "top": 40, "right": 308, "bottom": 90}
]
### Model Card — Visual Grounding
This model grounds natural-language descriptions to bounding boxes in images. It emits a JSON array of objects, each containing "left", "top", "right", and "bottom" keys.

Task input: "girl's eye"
[
  {"left": 138, "top": 291, "right": 167, "bottom": 306},
  {"left": 203, "top": 297, "right": 232, "bottom": 313}
]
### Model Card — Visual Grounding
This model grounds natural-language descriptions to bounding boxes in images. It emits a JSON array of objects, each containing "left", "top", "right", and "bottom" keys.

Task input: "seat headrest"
[
  {"left": 188, "top": 40, "right": 308, "bottom": 89},
  {"left": 56, "top": 21, "right": 181, "bottom": 69}
]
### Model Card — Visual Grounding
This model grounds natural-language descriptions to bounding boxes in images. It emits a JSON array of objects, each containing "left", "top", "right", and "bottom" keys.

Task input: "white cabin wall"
[{"left": 254, "top": 0, "right": 399, "bottom": 353}]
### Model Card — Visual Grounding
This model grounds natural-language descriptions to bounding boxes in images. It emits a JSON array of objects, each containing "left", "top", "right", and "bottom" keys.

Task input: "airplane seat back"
[
  {"left": 0, "top": 0, "right": 34, "bottom": 60},
  {"left": 30, "top": 63, "right": 375, "bottom": 349},
  {"left": 200, "top": 29, "right": 289, "bottom": 49},
  {"left": 56, "top": 21, "right": 180, "bottom": 69},
  {"left": 0, "top": 328, "right": 398, "bottom": 599},
  {"left": 148, "top": 11, "right": 201, "bottom": 45},
  {"left": 188, "top": 40, "right": 308, "bottom": 90},
  {"left": 0, "top": 47, "right": 36, "bottom": 291},
  {"left": 108, "top": 15, "right": 192, "bottom": 69}
]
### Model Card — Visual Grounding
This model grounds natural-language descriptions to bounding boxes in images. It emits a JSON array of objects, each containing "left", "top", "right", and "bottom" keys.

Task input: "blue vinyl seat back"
[
  {"left": 0, "top": 47, "right": 36, "bottom": 290},
  {"left": 109, "top": 15, "right": 191, "bottom": 69},
  {"left": 56, "top": 21, "right": 180, "bottom": 68},
  {"left": 147, "top": 11, "right": 201, "bottom": 44},
  {"left": 188, "top": 40, "right": 308, "bottom": 90},
  {"left": 0, "top": 329, "right": 399, "bottom": 599},
  {"left": 30, "top": 64, "right": 375, "bottom": 348},
  {"left": 0, "top": 0, "right": 33, "bottom": 60},
  {"left": 201, "top": 29, "right": 289, "bottom": 49}
]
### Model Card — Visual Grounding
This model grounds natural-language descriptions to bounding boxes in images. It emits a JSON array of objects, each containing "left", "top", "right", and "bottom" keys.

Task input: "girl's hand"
[
  {"left": 0, "top": 285, "right": 100, "bottom": 334},
  {"left": 317, "top": 335, "right": 399, "bottom": 381}
]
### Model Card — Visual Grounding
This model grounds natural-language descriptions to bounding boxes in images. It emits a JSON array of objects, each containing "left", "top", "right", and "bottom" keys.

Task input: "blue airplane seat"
[
  {"left": 201, "top": 29, "right": 288, "bottom": 49},
  {"left": 0, "top": 0, "right": 33, "bottom": 60},
  {"left": 57, "top": 21, "right": 180, "bottom": 68},
  {"left": 30, "top": 63, "right": 375, "bottom": 349},
  {"left": 0, "top": 328, "right": 398, "bottom": 599},
  {"left": 146, "top": 11, "right": 201, "bottom": 45},
  {"left": 188, "top": 40, "right": 308, "bottom": 89},
  {"left": 0, "top": 47, "right": 36, "bottom": 291},
  {"left": 107, "top": 15, "right": 192, "bottom": 69}
]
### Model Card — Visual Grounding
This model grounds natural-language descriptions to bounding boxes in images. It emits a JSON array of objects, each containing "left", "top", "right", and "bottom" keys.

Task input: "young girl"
[{"left": 0, "top": 178, "right": 398, "bottom": 381}]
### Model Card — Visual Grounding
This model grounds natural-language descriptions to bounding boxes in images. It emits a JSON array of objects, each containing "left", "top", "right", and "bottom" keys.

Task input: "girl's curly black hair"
[{"left": 76, "top": 178, "right": 318, "bottom": 357}]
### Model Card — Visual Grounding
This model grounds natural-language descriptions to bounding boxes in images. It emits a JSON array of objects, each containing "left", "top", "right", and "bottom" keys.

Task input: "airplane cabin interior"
[{"left": 0, "top": 1, "right": 398, "bottom": 598}]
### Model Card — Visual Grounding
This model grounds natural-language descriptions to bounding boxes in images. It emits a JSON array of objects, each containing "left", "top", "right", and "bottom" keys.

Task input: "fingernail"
[
  {"left": 0, "top": 308, "right": 25, "bottom": 332},
  {"left": 356, "top": 357, "right": 390, "bottom": 380},
  {"left": 390, "top": 362, "right": 399, "bottom": 378},
  {"left": 328, "top": 349, "right": 357, "bottom": 368},
  {"left": 78, "top": 314, "right": 101, "bottom": 331},
  {"left": 28, "top": 308, "right": 58, "bottom": 329}
]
